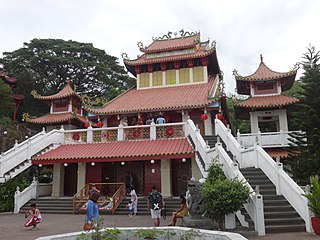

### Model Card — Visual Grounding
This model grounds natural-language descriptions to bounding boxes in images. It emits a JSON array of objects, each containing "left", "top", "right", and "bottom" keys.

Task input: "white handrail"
[
  {"left": 14, "top": 179, "right": 38, "bottom": 214},
  {"left": 255, "top": 146, "right": 311, "bottom": 232}
]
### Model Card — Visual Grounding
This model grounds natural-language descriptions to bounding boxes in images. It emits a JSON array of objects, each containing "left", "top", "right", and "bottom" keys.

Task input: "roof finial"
[{"left": 260, "top": 54, "right": 263, "bottom": 63}]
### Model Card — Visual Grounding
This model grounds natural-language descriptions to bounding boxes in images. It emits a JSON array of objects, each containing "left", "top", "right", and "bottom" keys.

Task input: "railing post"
[
  {"left": 254, "top": 194, "right": 265, "bottom": 236},
  {"left": 87, "top": 126, "right": 93, "bottom": 143},
  {"left": 150, "top": 121, "right": 156, "bottom": 140},
  {"left": 14, "top": 186, "right": 21, "bottom": 214},
  {"left": 276, "top": 160, "right": 283, "bottom": 195},
  {"left": 117, "top": 124, "right": 124, "bottom": 141}
]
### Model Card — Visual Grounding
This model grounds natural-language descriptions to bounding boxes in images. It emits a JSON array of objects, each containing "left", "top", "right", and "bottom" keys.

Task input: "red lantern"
[
  {"left": 164, "top": 115, "right": 171, "bottom": 122},
  {"left": 201, "top": 113, "right": 208, "bottom": 121},
  {"left": 217, "top": 113, "right": 223, "bottom": 120},
  {"left": 84, "top": 122, "right": 90, "bottom": 128},
  {"left": 97, "top": 121, "right": 104, "bottom": 127}
]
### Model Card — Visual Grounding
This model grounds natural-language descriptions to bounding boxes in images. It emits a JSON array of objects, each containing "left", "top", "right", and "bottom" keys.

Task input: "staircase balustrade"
[{"left": 14, "top": 178, "right": 38, "bottom": 214}]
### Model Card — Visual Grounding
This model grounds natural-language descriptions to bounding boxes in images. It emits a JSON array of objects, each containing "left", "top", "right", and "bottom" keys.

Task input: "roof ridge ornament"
[
  {"left": 121, "top": 52, "right": 129, "bottom": 60},
  {"left": 232, "top": 69, "right": 239, "bottom": 77},
  {"left": 179, "top": 29, "right": 199, "bottom": 37},
  {"left": 260, "top": 54, "right": 263, "bottom": 63}
]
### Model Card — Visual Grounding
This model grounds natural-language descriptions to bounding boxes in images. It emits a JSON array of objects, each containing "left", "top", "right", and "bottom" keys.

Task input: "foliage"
[
  {"left": 201, "top": 163, "right": 250, "bottom": 230},
  {"left": 0, "top": 170, "right": 32, "bottom": 212},
  {"left": 0, "top": 38, "right": 135, "bottom": 119},
  {"left": 205, "top": 162, "right": 226, "bottom": 184},
  {"left": 286, "top": 46, "right": 320, "bottom": 183},
  {"left": 37, "top": 167, "right": 53, "bottom": 183},
  {"left": 179, "top": 229, "right": 200, "bottom": 240},
  {"left": 0, "top": 79, "right": 14, "bottom": 120},
  {"left": 304, "top": 175, "right": 320, "bottom": 217},
  {"left": 226, "top": 95, "right": 250, "bottom": 133},
  {"left": 134, "top": 228, "right": 165, "bottom": 239}
]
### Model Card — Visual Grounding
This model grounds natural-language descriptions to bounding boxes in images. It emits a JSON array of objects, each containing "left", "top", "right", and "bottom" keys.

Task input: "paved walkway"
[{"left": 0, "top": 212, "right": 318, "bottom": 240}]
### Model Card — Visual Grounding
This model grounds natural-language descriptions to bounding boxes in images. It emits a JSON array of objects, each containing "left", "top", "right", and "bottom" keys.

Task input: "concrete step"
[{"left": 265, "top": 224, "right": 306, "bottom": 233}]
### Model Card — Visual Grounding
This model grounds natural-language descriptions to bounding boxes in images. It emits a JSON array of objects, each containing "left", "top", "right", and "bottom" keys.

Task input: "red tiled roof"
[
  {"left": 265, "top": 148, "right": 289, "bottom": 158},
  {"left": 124, "top": 45, "right": 214, "bottom": 66},
  {"left": 235, "top": 95, "right": 299, "bottom": 108},
  {"left": 88, "top": 76, "right": 217, "bottom": 115},
  {"left": 27, "top": 112, "right": 88, "bottom": 125},
  {"left": 32, "top": 138, "right": 195, "bottom": 164},
  {"left": 141, "top": 34, "right": 199, "bottom": 53},
  {"left": 33, "top": 81, "right": 78, "bottom": 100},
  {"left": 234, "top": 61, "right": 297, "bottom": 82},
  {"left": 13, "top": 94, "right": 24, "bottom": 101}
]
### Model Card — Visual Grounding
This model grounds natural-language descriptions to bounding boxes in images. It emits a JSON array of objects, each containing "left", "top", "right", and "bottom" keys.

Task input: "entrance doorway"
[
  {"left": 171, "top": 159, "right": 191, "bottom": 196},
  {"left": 101, "top": 162, "right": 144, "bottom": 194},
  {"left": 64, "top": 163, "right": 78, "bottom": 196}
]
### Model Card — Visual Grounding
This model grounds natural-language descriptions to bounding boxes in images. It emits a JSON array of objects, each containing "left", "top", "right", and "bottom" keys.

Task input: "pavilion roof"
[
  {"left": 235, "top": 95, "right": 299, "bottom": 109},
  {"left": 87, "top": 75, "right": 219, "bottom": 115},
  {"left": 27, "top": 112, "right": 90, "bottom": 125},
  {"left": 265, "top": 148, "right": 289, "bottom": 159},
  {"left": 32, "top": 138, "right": 195, "bottom": 164},
  {"left": 141, "top": 33, "right": 200, "bottom": 53},
  {"left": 31, "top": 81, "right": 80, "bottom": 101},
  {"left": 0, "top": 71, "right": 17, "bottom": 84},
  {"left": 234, "top": 56, "right": 297, "bottom": 95}
]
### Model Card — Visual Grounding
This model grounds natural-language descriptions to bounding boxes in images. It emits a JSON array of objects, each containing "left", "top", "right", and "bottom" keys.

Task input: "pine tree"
[{"left": 287, "top": 46, "right": 320, "bottom": 184}]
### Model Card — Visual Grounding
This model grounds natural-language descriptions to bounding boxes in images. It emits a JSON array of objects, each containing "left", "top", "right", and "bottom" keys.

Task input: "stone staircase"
[
  {"left": 240, "top": 168, "right": 306, "bottom": 233},
  {"left": 21, "top": 196, "right": 181, "bottom": 216},
  {"left": 203, "top": 135, "right": 218, "bottom": 148}
]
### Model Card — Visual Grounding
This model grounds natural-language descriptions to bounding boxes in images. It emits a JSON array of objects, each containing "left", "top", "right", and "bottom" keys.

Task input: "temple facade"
[{"left": 30, "top": 31, "right": 226, "bottom": 197}]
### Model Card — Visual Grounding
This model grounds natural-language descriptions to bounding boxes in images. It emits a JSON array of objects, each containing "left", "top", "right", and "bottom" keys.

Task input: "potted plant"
[{"left": 304, "top": 175, "right": 320, "bottom": 235}]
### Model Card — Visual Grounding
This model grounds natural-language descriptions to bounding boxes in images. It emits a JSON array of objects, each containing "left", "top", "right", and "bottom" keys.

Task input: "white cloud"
[{"left": 0, "top": 0, "right": 319, "bottom": 93}]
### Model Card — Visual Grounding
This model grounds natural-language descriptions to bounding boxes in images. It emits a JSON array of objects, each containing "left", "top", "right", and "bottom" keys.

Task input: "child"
[
  {"left": 126, "top": 200, "right": 134, "bottom": 217},
  {"left": 24, "top": 203, "right": 42, "bottom": 229}
]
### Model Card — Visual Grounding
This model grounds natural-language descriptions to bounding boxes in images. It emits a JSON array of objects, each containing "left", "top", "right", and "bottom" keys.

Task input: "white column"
[
  {"left": 176, "top": 70, "right": 179, "bottom": 84},
  {"left": 182, "top": 110, "right": 189, "bottom": 122},
  {"left": 189, "top": 68, "right": 193, "bottom": 83},
  {"left": 137, "top": 74, "right": 140, "bottom": 89},
  {"left": 250, "top": 112, "right": 259, "bottom": 133},
  {"left": 50, "top": 102, "right": 53, "bottom": 114},
  {"left": 204, "top": 113, "right": 213, "bottom": 135},
  {"left": 51, "top": 163, "right": 65, "bottom": 197},
  {"left": 161, "top": 159, "right": 171, "bottom": 197},
  {"left": 203, "top": 66, "right": 208, "bottom": 83},
  {"left": 278, "top": 110, "right": 288, "bottom": 131},
  {"left": 68, "top": 99, "right": 72, "bottom": 112},
  {"left": 77, "top": 162, "right": 86, "bottom": 192},
  {"left": 149, "top": 72, "right": 152, "bottom": 87},
  {"left": 87, "top": 126, "right": 93, "bottom": 143},
  {"left": 162, "top": 71, "right": 166, "bottom": 86}
]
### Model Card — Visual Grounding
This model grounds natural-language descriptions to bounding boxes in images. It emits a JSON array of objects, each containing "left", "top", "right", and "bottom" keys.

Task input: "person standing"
[
  {"left": 147, "top": 184, "right": 165, "bottom": 227},
  {"left": 86, "top": 191, "right": 100, "bottom": 229},
  {"left": 24, "top": 203, "right": 42, "bottom": 229},
  {"left": 156, "top": 115, "right": 165, "bottom": 124},
  {"left": 168, "top": 194, "right": 188, "bottom": 226},
  {"left": 130, "top": 186, "right": 138, "bottom": 216}
]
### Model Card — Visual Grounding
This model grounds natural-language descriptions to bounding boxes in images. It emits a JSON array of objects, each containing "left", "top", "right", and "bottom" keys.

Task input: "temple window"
[
  {"left": 254, "top": 82, "right": 277, "bottom": 95},
  {"left": 193, "top": 66, "right": 204, "bottom": 82},
  {"left": 166, "top": 69, "right": 176, "bottom": 85},
  {"left": 53, "top": 99, "right": 68, "bottom": 112},
  {"left": 139, "top": 73, "right": 149, "bottom": 87},
  {"left": 179, "top": 68, "right": 190, "bottom": 84},
  {"left": 152, "top": 71, "right": 163, "bottom": 86}
]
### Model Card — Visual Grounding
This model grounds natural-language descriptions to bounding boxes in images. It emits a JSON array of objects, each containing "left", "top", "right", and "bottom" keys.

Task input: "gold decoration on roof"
[
  {"left": 82, "top": 95, "right": 107, "bottom": 106},
  {"left": 22, "top": 112, "right": 30, "bottom": 121}
]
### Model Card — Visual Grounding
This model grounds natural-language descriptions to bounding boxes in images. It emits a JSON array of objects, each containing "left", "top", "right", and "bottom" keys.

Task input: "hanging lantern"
[
  {"left": 84, "top": 122, "right": 90, "bottom": 128},
  {"left": 201, "top": 113, "right": 208, "bottom": 121},
  {"left": 217, "top": 113, "right": 223, "bottom": 120},
  {"left": 97, "top": 121, "right": 104, "bottom": 128}
]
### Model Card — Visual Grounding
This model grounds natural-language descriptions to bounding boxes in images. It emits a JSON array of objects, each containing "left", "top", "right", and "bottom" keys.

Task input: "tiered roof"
[
  {"left": 27, "top": 112, "right": 88, "bottom": 125},
  {"left": 123, "top": 31, "right": 220, "bottom": 76},
  {"left": 234, "top": 55, "right": 298, "bottom": 95},
  {"left": 0, "top": 71, "right": 17, "bottom": 84},
  {"left": 88, "top": 75, "right": 219, "bottom": 115},
  {"left": 235, "top": 95, "right": 299, "bottom": 109},
  {"left": 31, "top": 81, "right": 80, "bottom": 101},
  {"left": 32, "top": 138, "right": 194, "bottom": 164}
]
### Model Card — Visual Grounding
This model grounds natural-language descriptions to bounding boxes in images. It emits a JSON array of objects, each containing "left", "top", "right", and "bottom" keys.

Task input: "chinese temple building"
[
  {"left": 233, "top": 55, "right": 299, "bottom": 159},
  {"left": 27, "top": 81, "right": 93, "bottom": 131},
  {"left": 31, "top": 31, "right": 226, "bottom": 197},
  {"left": 0, "top": 71, "right": 24, "bottom": 122}
]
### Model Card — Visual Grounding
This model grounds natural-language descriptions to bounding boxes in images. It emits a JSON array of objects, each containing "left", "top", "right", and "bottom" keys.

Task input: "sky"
[{"left": 1, "top": 0, "right": 319, "bottom": 94}]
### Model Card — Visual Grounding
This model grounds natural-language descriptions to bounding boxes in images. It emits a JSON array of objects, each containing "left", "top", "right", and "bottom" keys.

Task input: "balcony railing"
[
  {"left": 236, "top": 130, "right": 304, "bottom": 148},
  {"left": 63, "top": 122, "right": 186, "bottom": 144}
]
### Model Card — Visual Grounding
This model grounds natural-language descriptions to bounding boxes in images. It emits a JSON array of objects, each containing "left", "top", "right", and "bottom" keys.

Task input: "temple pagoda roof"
[
  {"left": 27, "top": 112, "right": 90, "bottom": 126},
  {"left": 235, "top": 95, "right": 299, "bottom": 109},
  {"left": 31, "top": 81, "right": 80, "bottom": 101},
  {"left": 140, "top": 33, "right": 200, "bottom": 53},
  {"left": 32, "top": 138, "right": 194, "bottom": 164},
  {"left": 234, "top": 55, "right": 298, "bottom": 95},
  {"left": 123, "top": 31, "right": 220, "bottom": 76},
  {"left": 87, "top": 75, "right": 219, "bottom": 115}
]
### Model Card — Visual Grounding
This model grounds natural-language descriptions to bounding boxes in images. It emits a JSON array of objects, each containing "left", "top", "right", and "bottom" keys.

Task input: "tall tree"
[
  {"left": 0, "top": 79, "right": 13, "bottom": 119},
  {"left": 0, "top": 39, "right": 135, "bottom": 117},
  {"left": 287, "top": 46, "right": 320, "bottom": 184}
]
